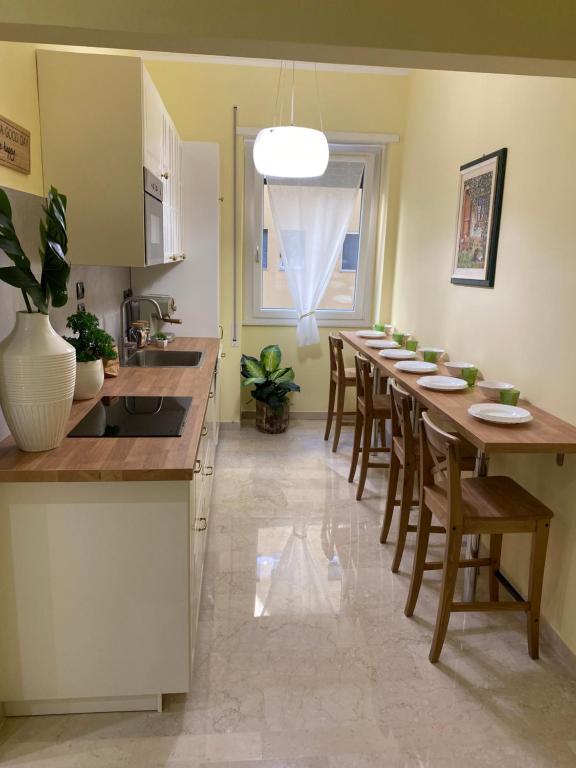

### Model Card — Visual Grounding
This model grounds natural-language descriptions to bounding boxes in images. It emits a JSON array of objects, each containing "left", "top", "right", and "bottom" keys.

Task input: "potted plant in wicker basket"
[{"left": 241, "top": 344, "right": 300, "bottom": 433}]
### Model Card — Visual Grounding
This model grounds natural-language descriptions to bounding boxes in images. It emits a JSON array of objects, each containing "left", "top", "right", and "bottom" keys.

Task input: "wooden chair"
[
  {"left": 324, "top": 334, "right": 357, "bottom": 452},
  {"left": 380, "top": 382, "right": 475, "bottom": 573},
  {"left": 348, "top": 354, "right": 391, "bottom": 500},
  {"left": 405, "top": 410, "right": 553, "bottom": 663}
]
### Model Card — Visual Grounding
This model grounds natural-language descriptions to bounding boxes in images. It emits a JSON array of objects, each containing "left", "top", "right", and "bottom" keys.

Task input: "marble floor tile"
[{"left": 1, "top": 422, "right": 575, "bottom": 767}]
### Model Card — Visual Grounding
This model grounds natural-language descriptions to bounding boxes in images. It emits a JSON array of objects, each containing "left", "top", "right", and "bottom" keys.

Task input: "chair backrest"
[
  {"left": 390, "top": 379, "right": 416, "bottom": 456},
  {"left": 354, "top": 354, "right": 373, "bottom": 408},
  {"left": 420, "top": 410, "right": 464, "bottom": 526},
  {"left": 328, "top": 334, "right": 346, "bottom": 381}
]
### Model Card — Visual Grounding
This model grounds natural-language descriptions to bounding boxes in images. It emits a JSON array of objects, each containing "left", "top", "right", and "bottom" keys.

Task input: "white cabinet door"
[
  {"left": 162, "top": 114, "right": 183, "bottom": 262},
  {"left": 142, "top": 68, "right": 164, "bottom": 177}
]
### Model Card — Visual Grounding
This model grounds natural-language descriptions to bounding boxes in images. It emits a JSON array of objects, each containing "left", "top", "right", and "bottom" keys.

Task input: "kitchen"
[{"left": 0, "top": 5, "right": 576, "bottom": 765}]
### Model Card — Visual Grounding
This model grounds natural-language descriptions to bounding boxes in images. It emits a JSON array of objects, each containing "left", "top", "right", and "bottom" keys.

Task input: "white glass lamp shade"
[{"left": 253, "top": 126, "right": 329, "bottom": 178}]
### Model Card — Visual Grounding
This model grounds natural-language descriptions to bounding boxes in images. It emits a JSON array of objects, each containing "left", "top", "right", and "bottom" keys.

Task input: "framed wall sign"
[
  {"left": 0, "top": 115, "right": 31, "bottom": 175},
  {"left": 451, "top": 148, "right": 507, "bottom": 288}
]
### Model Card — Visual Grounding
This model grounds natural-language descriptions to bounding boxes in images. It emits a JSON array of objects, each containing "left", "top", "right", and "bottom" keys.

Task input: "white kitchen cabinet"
[
  {"left": 132, "top": 142, "right": 221, "bottom": 335},
  {"left": 37, "top": 50, "right": 183, "bottom": 267}
]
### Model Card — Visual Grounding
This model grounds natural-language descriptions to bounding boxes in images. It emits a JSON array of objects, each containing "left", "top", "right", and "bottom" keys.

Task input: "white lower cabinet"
[{"left": 0, "top": 430, "right": 216, "bottom": 715}]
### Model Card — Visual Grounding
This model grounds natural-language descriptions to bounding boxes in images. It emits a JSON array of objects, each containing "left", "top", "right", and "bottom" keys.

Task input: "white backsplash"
[{"left": 0, "top": 187, "right": 130, "bottom": 441}]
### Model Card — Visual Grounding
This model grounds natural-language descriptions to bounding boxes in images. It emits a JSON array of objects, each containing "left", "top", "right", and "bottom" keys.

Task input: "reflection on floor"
[{"left": 1, "top": 421, "right": 576, "bottom": 767}]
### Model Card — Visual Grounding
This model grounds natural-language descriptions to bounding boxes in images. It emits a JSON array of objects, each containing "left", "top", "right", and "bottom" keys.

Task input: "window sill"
[{"left": 242, "top": 316, "right": 372, "bottom": 327}]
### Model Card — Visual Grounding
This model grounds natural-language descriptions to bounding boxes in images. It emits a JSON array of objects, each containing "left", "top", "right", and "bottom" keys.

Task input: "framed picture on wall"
[{"left": 451, "top": 148, "right": 507, "bottom": 288}]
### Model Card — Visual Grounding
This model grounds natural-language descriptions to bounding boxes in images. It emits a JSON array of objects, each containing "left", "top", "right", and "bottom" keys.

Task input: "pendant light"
[{"left": 253, "top": 62, "right": 329, "bottom": 179}]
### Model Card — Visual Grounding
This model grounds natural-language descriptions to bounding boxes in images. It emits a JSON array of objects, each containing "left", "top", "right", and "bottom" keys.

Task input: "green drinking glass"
[
  {"left": 374, "top": 323, "right": 385, "bottom": 332},
  {"left": 393, "top": 332, "right": 405, "bottom": 345},
  {"left": 422, "top": 350, "right": 439, "bottom": 363},
  {"left": 406, "top": 339, "right": 418, "bottom": 352},
  {"left": 500, "top": 388, "right": 520, "bottom": 406},
  {"left": 461, "top": 366, "right": 478, "bottom": 387}
]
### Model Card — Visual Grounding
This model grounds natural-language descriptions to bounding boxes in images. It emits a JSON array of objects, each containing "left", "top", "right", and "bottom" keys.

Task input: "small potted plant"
[
  {"left": 155, "top": 332, "right": 168, "bottom": 349},
  {"left": 64, "top": 310, "right": 117, "bottom": 400},
  {"left": 241, "top": 344, "right": 300, "bottom": 433}
]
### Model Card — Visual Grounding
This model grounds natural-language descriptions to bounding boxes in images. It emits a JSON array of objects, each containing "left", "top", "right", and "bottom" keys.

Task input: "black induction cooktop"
[{"left": 68, "top": 396, "right": 192, "bottom": 438}]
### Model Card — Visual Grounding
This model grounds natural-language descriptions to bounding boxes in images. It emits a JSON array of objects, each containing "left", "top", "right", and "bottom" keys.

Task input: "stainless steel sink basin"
[{"left": 124, "top": 349, "right": 204, "bottom": 368}]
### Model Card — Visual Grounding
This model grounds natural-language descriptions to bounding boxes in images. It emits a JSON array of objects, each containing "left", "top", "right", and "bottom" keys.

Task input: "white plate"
[
  {"left": 365, "top": 339, "right": 399, "bottom": 349},
  {"left": 379, "top": 348, "right": 417, "bottom": 360},
  {"left": 394, "top": 360, "right": 438, "bottom": 374},
  {"left": 356, "top": 330, "right": 386, "bottom": 338},
  {"left": 417, "top": 375, "right": 468, "bottom": 391},
  {"left": 468, "top": 403, "right": 533, "bottom": 424}
]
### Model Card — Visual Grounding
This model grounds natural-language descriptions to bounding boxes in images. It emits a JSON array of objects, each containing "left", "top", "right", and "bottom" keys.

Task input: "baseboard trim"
[
  {"left": 3, "top": 694, "right": 163, "bottom": 716},
  {"left": 241, "top": 411, "right": 327, "bottom": 421}
]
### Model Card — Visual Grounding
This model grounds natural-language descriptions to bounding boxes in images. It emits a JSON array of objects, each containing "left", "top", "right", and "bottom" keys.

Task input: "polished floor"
[{"left": 1, "top": 422, "right": 576, "bottom": 766}]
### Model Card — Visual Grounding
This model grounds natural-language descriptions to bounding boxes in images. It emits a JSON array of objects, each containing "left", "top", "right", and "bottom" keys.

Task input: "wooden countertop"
[
  {"left": 341, "top": 331, "right": 576, "bottom": 455},
  {"left": 0, "top": 337, "right": 220, "bottom": 483}
]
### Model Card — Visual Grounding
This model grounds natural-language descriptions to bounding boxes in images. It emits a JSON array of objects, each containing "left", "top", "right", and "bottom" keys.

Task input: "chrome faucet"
[{"left": 119, "top": 296, "right": 164, "bottom": 363}]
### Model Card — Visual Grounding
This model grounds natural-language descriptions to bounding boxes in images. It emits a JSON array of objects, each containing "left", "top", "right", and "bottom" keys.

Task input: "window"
[{"left": 244, "top": 143, "right": 382, "bottom": 325}]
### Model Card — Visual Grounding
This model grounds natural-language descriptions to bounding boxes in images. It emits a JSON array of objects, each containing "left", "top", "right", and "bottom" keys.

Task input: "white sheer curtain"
[{"left": 267, "top": 161, "right": 364, "bottom": 346}]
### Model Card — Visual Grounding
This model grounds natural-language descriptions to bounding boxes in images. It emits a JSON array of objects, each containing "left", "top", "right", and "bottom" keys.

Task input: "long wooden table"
[
  {"left": 341, "top": 331, "right": 576, "bottom": 456},
  {"left": 341, "top": 330, "right": 576, "bottom": 600}
]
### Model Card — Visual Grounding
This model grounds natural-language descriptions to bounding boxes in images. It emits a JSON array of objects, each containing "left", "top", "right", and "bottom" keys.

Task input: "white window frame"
[{"left": 243, "top": 141, "right": 383, "bottom": 326}]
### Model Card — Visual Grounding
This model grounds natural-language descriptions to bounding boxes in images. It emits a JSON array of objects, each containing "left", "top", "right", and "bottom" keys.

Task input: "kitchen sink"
[{"left": 123, "top": 349, "right": 204, "bottom": 368}]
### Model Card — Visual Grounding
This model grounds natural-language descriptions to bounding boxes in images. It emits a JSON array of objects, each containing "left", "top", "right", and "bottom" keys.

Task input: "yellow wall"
[
  {"left": 0, "top": 42, "right": 43, "bottom": 195},
  {"left": 392, "top": 68, "right": 576, "bottom": 652},
  {"left": 146, "top": 61, "right": 409, "bottom": 420}
]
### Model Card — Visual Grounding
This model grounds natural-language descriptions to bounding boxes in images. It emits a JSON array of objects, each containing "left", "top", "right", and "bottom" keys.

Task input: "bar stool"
[
  {"left": 405, "top": 410, "right": 553, "bottom": 663},
  {"left": 324, "top": 334, "right": 357, "bottom": 452},
  {"left": 381, "top": 382, "right": 475, "bottom": 573},
  {"left": 348, "top": 354, "right": 391, "bottom": 500}
]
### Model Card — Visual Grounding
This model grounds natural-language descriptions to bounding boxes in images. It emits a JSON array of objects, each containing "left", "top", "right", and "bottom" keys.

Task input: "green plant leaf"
[
  {"left": 39, "top": 187, "right": 70, "bottom": 309},
  {"left": 260, "top": 344, "right": 281, "bottom": 373},
  {"left": 0, "top": 266, "right": 47, "bottom": 313},
  {"left": 241, "top": 354, "right": 265, "bottom": 379},
  {"left": 269, "top": 366, "right": 295, "bottom": 383},
  {"left": 241, "top": 376, "right": 266, "bottom": 387},
  {"left": 64, "top": 310, "right": 116, "bottom": 361}
]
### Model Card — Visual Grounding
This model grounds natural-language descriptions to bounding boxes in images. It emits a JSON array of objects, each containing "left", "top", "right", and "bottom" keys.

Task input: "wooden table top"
[
  {"left": 341, "top": 331, "right": 576, "bottom": 455},
  {"left": 0, "top": 337, "right": 220, "bottom": 483}
]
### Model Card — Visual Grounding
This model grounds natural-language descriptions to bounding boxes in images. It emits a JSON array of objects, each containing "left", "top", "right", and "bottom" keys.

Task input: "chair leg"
[
  {"left": 489, "top": 533, "right": 503, "bottom": 602},
  {"left": 380, "top": 451, "right": 400, "bottom": 544},
  {"left": 348, "top": 410, "right": 363, "bottom": 483},
  {"left": 356, "top": 412, "right": 373, "bottom": 500},
  {"left": 324, "top": 379, "right": 336, "bottom": 441},
  {"left": 391, "top": 462, "right": 416, "bottom": 573},
  {"left": 526, "top": 519, "right": 550, "bottom": 660},
  {"left": 404, "top": 503, "right": 432, "bottom": 617},
  {"left": 429, "top": 527, "right": 463, "bottom": 663},
  {"left": 332, "top": 382, "right": 346, "bottom": 452}
]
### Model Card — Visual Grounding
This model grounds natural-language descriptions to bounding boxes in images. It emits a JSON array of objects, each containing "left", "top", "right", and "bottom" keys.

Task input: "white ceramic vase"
[
  {"left": 74, "top": 359, "right": 104, "bottom": 401},
  {"left": 0, "top": 312, "right": 76, "bottom": 452}
]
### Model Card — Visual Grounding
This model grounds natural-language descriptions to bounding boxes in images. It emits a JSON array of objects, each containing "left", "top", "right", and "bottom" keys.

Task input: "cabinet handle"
[
  {"left": 194, "top": 459, "right": 202, "bottom": 473},
  {"left": 201, "top": 425, "right": 208, "bottom": 437},
  {"left": 209, "top": 391, "right": 215, "bottom": 399},
  {"left": 220, "top": 351, "right": 226, "bottom": 359},
  {"left": 202, "top": 466, "right": 213, "bottom": 476},
  {"left": 161, "top": 172, "right": 169, "bottom": 179},
  {"left": 195, "top": 517, "right": 207, "bottom": 531},
  {"left": 218, "top": 324, "right": 224, "bottom": 340}
]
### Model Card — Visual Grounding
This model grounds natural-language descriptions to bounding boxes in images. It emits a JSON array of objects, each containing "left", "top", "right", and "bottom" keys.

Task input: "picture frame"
[{"left": 451, "top": 148, "right": 507, "bottom": 288}]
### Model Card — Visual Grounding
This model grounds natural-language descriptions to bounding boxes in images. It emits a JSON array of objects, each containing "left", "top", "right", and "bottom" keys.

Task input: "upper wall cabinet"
[{"left": 37, "top": 50, "right": 184, "bottom": 267}]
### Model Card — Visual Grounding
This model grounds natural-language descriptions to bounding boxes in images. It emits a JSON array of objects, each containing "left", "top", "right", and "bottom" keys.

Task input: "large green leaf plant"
[
  {"left": 0, "top": 186, "right": 70, "bottom": 313},
  {"left": 241, "top": 344, "right": 300, "bottom": 412}
]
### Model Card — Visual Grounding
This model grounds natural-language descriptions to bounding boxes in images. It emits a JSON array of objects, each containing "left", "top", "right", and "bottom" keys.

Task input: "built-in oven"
[{"left": 144, "top": 168, "right": 164, "bottom": 265}]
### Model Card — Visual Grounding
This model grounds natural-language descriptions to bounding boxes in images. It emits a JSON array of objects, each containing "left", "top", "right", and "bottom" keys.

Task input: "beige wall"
[
  {"left": 392, "top": 68, "right": 576, "bottom": 653},
  {"left": 0, "top": 42, "right": 43, "bottom": 195},
  {"left": 146, "top": 60, "right": 409, "bottom": 420}
]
